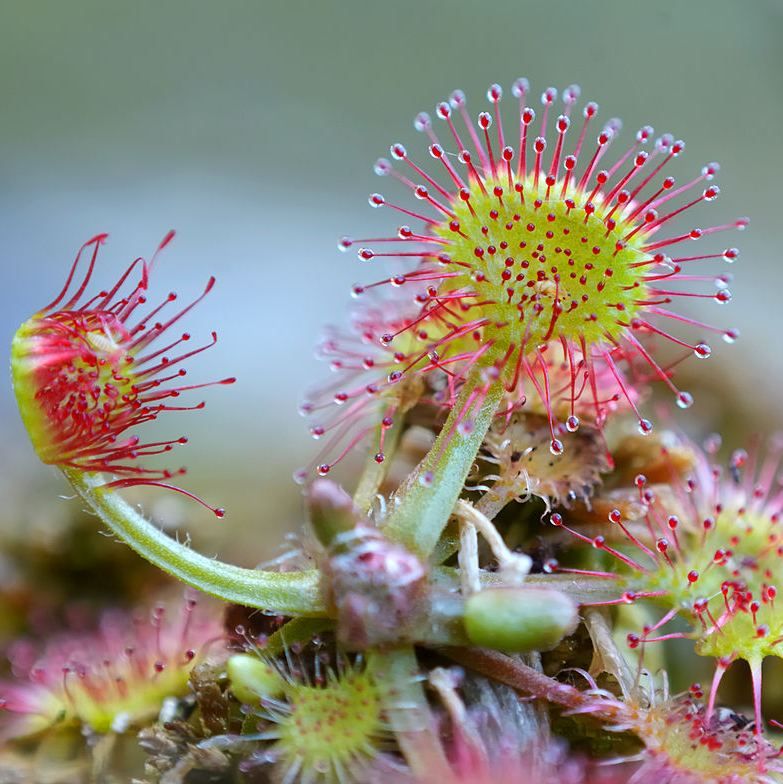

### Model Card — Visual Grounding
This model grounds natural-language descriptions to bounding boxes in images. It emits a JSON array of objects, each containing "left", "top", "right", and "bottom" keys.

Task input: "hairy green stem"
[
  {"left": 368, "top": 647, "right": 452, "bottom": 779},
  {"left": 64, "top": 469, "right": 326, "bottom": 616},
  {"left": 383, "top": 378, "right": 503, "bottom": 559}
]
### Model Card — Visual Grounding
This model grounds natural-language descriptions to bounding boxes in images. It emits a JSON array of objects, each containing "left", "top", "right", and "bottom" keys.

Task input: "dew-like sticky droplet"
[
  {"left": 676, "top": 391, "right": 694, "bottom": 409},
  {"left": 374, "top": 158, "right": 392, "bottom": 176},
  {"left": 715, "top": 289, "right": 732, "bottom": 304},
  {"left": 419, "top": 470, "right": 434, "bottom": 487},
  {"left": 457, "top": 419, "right": 475, "bottom": 437}
]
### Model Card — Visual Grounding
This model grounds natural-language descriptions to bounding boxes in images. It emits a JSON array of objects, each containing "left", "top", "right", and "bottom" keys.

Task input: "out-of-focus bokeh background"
[{"left": 0, "top": 0, "right": 781, "bottom": 581}]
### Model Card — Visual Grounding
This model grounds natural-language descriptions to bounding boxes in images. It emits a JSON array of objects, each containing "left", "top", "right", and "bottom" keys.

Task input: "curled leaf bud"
[
  {"left": 463, "top": 587, "right": 578, "bottom": 653},
  {"left": 307, "top": 479, "right": 364, "bottom": 548},
  {"left": 325, "top": 524, "right": 428, "bottom": 649}
]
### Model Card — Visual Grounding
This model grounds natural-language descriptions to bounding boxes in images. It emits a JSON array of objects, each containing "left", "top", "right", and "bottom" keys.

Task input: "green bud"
[
  {"left": 463, "top": 587, "right": 578, "bottom": 653},
  {"left": 226, "top": 654, "right": 286, "bottom": 704},
  {"left": 307, "top": 479, "right": 364, "bottom": 548}
]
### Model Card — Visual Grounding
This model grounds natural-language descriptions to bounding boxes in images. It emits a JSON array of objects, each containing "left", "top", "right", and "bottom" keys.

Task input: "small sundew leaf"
[
  {"left": 0, "top": 597, "right": 224, "bottom": 740},
  {"left": 229, "top": 651, "right": 391, "bottom": 783}
]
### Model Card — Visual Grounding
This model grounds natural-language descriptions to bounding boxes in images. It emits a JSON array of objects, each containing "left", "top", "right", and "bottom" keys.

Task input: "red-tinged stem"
[
  {"left": 64, "top": 468, "right": 326, "bottom": 617},
  {"left": 382, "top": 377, "right": 504, "bottom": 559},
  {"left": 442, "top": 646, "right": 590, "bottom": 713}
]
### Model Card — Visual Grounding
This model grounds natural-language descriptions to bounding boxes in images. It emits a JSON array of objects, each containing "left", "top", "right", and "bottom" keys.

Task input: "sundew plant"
[{"left": 5, "top": 79, "right": 783, "bottom": 784}]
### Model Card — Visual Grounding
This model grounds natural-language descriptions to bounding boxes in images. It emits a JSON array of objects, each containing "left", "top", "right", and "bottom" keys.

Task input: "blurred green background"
[{"left": 0, "top": 0, "right": 781, "bottom": 572}]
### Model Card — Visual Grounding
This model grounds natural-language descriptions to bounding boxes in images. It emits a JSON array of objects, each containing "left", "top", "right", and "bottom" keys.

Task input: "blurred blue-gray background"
[{"left": 1, "top": 1, "right": 781, "bottom": 564}]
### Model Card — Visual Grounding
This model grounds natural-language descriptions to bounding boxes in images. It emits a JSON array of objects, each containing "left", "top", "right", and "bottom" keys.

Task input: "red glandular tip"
[{"left": 11, "top": 232, "right": 235, "bottom": 516}]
